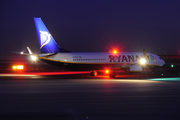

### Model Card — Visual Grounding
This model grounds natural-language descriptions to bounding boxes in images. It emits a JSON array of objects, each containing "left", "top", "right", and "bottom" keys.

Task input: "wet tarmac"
[{"left": 0, "top": 72, "right": 180, "bottom": 120}]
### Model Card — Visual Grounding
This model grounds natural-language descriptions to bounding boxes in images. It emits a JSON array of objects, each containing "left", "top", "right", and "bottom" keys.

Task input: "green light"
[
  {"left": 149, "top": 77, "right": 180, "bottom": 81},
  {"left": 171, "top": 65, "right": 174, "bottom": 67}
]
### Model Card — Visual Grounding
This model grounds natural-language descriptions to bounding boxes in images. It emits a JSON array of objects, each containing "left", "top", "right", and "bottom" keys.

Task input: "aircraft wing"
[{"left": 11, "top": 51, "right": 31, "bottom": 55}]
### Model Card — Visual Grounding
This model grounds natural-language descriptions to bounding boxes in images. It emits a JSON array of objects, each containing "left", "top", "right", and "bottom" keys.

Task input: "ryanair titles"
[{"left": 109, "top": 55, "right": 154, "bottom": 62}]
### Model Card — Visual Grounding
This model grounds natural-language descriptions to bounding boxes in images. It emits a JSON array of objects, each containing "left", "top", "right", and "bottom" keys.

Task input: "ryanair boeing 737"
[{"left": 24, "top": 18, "right": 165, "bottom": 78}]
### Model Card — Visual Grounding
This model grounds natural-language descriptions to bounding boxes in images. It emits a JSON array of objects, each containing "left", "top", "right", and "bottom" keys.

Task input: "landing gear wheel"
[
  {"left": 90, "top": 71, "right": 98, "bottom": 76},
  {"left": 125, "top": 67, "right": 130, "bottom": 74},
  {"left": 109, "top": 72, "right": 116, "bottom": 78}
]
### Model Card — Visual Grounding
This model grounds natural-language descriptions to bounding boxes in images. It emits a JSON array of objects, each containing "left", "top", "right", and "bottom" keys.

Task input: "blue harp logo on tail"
[{"left": 40, "top": 30, "right": 51, "bottom": 49}]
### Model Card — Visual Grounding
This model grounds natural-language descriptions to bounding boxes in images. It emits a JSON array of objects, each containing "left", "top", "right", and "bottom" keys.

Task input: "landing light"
[
  {"left": 139, "top": 58, "right": 146, "bottom": 65},
  {"left": 31, "top": 55, "right": 37, "bottom": 61},
  {"left": 20, "top": 52, "right": 23, "bottom": 54}
]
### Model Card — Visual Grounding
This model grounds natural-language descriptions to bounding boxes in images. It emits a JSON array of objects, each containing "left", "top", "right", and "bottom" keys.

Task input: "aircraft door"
[{"left": 64, "top": 56, "right": 68, "bottom": 65}]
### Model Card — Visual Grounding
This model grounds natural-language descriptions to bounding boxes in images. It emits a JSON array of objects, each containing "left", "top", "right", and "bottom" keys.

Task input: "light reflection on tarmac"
[
  {"left": 0, "top": 74, "right": 39, "bottom": 77},
  {"left": 0, "top": 71, "right": 90, "bottom": 76},
  {"left": 0, "top": 72, "right": 180, "bottom": 120}
]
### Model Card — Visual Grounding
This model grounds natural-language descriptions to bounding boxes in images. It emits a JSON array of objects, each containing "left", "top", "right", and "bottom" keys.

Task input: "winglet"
[
  {"left": 27, "top": 47, "right": 33, "bottom": 54},
  {"left": 143, "top": 49, "right": 148, "bottom": 61}
]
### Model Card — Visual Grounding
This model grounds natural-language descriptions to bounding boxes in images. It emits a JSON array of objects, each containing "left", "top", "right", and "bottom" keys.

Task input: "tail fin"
[{"left": 34, "top": 17, "right": 69, "bottom": 53}]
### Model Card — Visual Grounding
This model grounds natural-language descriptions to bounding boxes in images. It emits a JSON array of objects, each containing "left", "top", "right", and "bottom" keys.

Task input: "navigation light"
[{"left": 113, "top": 50, "right": 118, "bottom": 54}]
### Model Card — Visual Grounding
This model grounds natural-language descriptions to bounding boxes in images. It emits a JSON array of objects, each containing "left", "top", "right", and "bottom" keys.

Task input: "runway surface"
[{"left": 0, "top": 72, "right": 180, "bottom": 120}]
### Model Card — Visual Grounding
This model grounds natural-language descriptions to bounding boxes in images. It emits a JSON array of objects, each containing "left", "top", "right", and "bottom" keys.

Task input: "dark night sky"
[{"left": 0, "top": 0, "right": 180, "bottom": 54}]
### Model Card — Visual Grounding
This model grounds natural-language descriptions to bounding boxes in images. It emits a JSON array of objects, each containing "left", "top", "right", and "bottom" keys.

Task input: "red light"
[
  {"left": 113, "top": 50, "right": 118, "bottom": 54},
  {"left": 105, "top": 70, "right": 109, "bottom": 74}
]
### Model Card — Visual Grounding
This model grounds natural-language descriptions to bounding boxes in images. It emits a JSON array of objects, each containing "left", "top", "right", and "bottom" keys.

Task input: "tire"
[
  {"left": 125, "top": 67, "right": 130, "bottom": 74},
  {"left": 109, "top": 72, "right": 116, "bottom": 78},
  {"left": 90, "top": 71, "right": 97, "bottom": 76}
]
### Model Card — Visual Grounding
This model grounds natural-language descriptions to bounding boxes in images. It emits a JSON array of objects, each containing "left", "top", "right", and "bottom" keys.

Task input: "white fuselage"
[{"left": 39, "top": 52, "right": 165, "bottom": 67}]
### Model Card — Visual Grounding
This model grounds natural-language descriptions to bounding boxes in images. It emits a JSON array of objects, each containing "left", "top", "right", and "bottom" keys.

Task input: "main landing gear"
[
  {"left": 109, "top": 71, "right": 116, "bottom": 78},
  {"left": 90, "top": 70, "right": 98, "bottom": 76},
  {"left": 90, "top": 70, "right": 116, "bottom": 78},
  {"left": 125, "top": 67, "right": 130, "bottom": 74}
]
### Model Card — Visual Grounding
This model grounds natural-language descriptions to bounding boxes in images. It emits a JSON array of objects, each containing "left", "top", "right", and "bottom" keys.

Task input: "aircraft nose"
[{"left": 162, "top": 59, "right": 165, "bottom": 66}]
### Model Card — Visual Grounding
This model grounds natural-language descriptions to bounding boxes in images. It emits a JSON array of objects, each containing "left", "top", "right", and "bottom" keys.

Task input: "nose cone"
[{"left": 161, "top": 59, "right": 165, "bottom": 66}]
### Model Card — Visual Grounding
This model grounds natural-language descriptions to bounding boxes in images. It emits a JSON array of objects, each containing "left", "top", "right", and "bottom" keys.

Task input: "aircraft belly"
[
  {"left": 40, "top": 58, "right": 114, "bottom": 71},
  {"left": 129, "top": 65, "right": 142, "bottom": 72}
]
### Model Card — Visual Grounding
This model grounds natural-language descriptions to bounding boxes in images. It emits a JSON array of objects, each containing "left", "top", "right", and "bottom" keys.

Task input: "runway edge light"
[{"left": 12, "top": 65, "right": 24, "bottom": 70}]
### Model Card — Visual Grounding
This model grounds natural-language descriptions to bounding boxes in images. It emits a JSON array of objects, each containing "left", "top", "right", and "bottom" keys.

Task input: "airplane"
[{"left": 22, "top": 17, "right": 165, "bottom": 78}]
